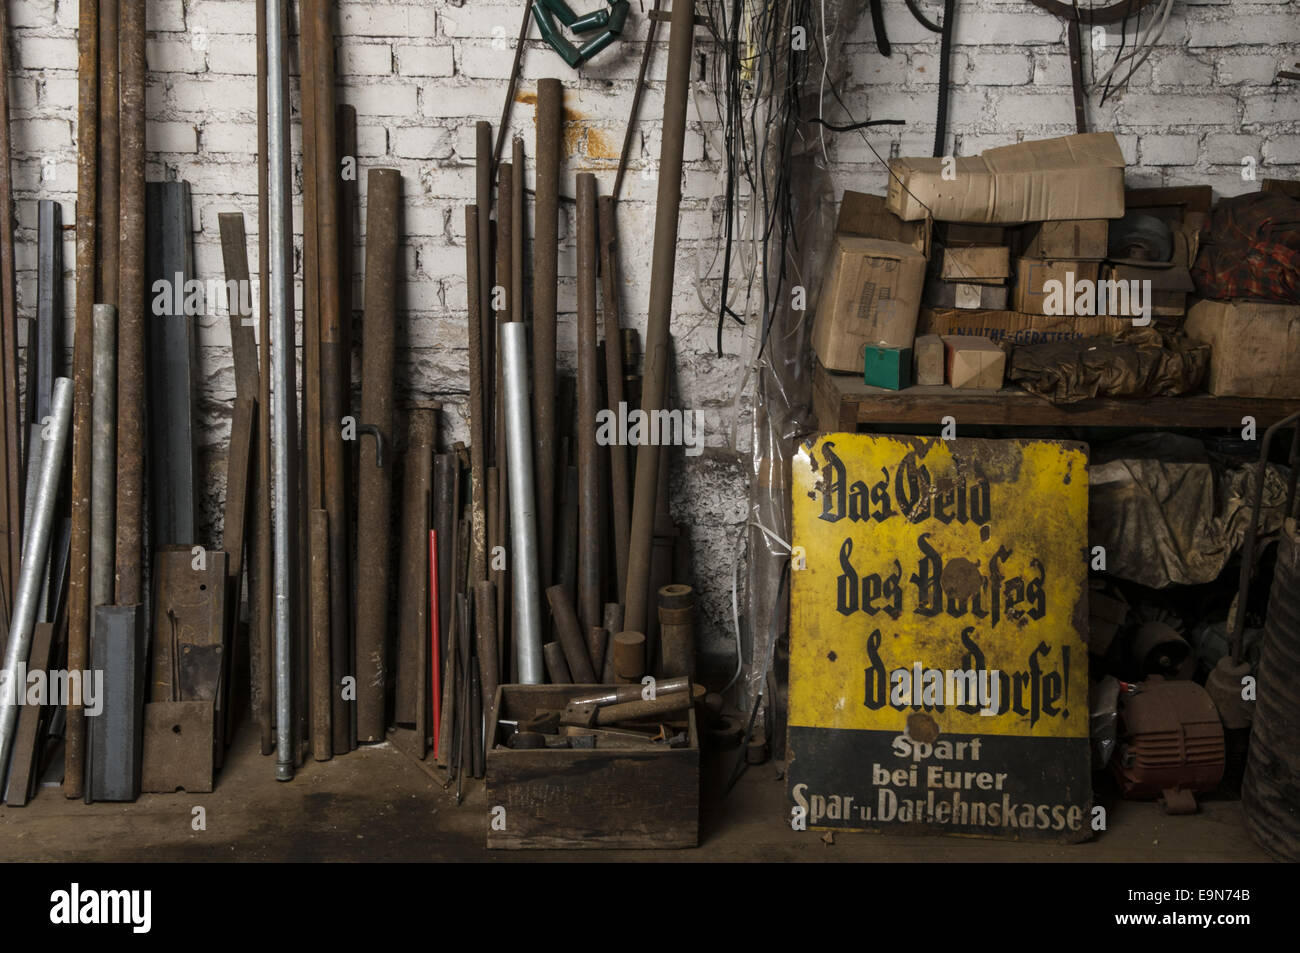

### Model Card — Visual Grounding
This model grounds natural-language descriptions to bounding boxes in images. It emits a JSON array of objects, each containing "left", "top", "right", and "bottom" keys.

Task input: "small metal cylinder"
[
  {"left": 543, "top": 642, "right": 572, "bottom": 684},
  {"left": 90, "top": 305, "right": 117, "bottom": 612},
  {"left": 612, "top": 631, "right": 645, "bottom": 684},
  {"left": 596, "top": 691, "right": 691, "bottom": 726},
  {"left": 546, "top": 584, "right": 596, "bottom": 683},
  {"left": 0, "top": 378, "right": 73, "bottom": 779},
  {"left": 501, "top": 322, "right": 545, "bottom": 684},
  {"left": 657, "top": 583, "right": 695, "bottom": 679}
]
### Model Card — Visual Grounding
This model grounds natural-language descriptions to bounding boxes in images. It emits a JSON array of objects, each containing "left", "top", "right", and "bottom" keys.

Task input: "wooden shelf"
[{"left": 814, "top": 361, "right": 1300, "bottom": 432}]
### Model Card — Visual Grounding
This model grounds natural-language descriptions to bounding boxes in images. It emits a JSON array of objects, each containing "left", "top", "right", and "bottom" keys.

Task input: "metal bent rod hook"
[
  {"left": 357, "top": 423, "right": 385, "bottom": 469},
  {"left": 533, "top": 0, "right": 630, "bottom": 68}
]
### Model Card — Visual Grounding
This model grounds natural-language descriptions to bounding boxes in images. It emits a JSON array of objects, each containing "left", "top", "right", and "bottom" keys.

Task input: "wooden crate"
[{"left": 486, "top": 684, "right": 699, "bottom": 850}]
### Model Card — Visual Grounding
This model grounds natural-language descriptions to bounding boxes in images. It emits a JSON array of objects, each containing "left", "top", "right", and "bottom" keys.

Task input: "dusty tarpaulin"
[
  {"left": 1192, "top": 192, "right": 1300, "bottom": 304},
  {"left": 1008, "top": 328, "right": 1208, "bottom": 404},
  {"left": 1088, "top": 434, "right": 1291, "bottom": 588}
]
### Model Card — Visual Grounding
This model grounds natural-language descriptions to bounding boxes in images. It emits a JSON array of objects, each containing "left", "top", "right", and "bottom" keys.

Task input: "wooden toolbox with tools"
[{"left": 486, "top": 682, "right": 700, "bottom": 849}]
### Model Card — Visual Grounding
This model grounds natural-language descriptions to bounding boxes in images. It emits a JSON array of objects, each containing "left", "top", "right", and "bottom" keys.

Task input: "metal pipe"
[
  {"left": 398, "top": 406, "right": 437, "bottom": 723},
  {"left": 90, "top": 306, "right": 117, "bottom": 612},
  {"left": 532, "top": 79, "right": 561, "bottom": 591},
  {"left": 598, "top": 197, "right": 631, "bottom": 597},
  {"left": 501, "top": 322, "right": 545, "bottom": 684},
  {"left": 64, "top": 0, "right": 99, "bottom": 800},
  {"left": 0, "top": 378, "right": 72, "bottom": 780},
  {"left": 576, "top": 174, "right": 602, "bottom": 653},
  {"left": 475, "top": 121, "right": 494, "bottom": 476},
  {"left": 96, "top": 0, "right": 119, "bottom": 310},
  {"left": 474, "top": 579, "right": 499, "bottom": 722},
  {"left": 465, "top": 206, "right": 489, "bottom": 698},
  {"left": 568, "top": 677, "right": 689, "bottom": 707},
  {"left": 309, "top": 509, "right": 331, "bottom": 759},
  {"left": 545, "top": 583, "right": 596, "bottom": 683},
  {"left": 355, "top": 168, "right": 402, "bottom": 743},
  {"left": 623, "top": 0, "right": 695, "bottom": 634},
  {"left": 267, "top": 0, "right": 298, "bottom": 781},
  {"left": 116, "top": 0, "right": 146, "bottom": 607},
  {"left": 543, "top": 642, "right": 572, "bottom": 684},
  {"left": 612, "top": 630, "right": 645, "bottom": 684},
  {"left": 0, "top": 0, "right": 23, "bottom": 623},
  {"left": 253, "top": 0, "right": 274, "bottom": 757}
]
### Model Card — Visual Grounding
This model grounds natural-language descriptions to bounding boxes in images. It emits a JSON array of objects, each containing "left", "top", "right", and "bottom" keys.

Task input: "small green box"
[{"left": 863, "top": 344, "right": 913, "bottom": 390}]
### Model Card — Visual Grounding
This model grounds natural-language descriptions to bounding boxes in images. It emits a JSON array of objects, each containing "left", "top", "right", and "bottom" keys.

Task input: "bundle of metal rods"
[{"left": 425, "top": 0, "right": 699, "bottom": 796}]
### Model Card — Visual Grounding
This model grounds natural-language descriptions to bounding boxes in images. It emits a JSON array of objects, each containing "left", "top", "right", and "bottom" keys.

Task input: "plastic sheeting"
[{"left": 1088, "top": 434, "right": 1292, "bottom": 588}]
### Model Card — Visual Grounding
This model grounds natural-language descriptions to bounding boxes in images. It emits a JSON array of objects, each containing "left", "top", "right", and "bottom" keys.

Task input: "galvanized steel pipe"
[
  {"left": 0, "top": 378, "right": 72, "bottom": 781},
  {"left": 266, "top": 0, "right": 298, "bottom": 781},
  {"left": 501, "top": 322, "right": 545, "bottom": 684}
]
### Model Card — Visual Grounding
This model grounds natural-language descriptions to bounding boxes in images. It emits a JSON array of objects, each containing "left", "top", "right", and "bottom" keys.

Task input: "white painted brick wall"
[{"left": 7, "top": 0, "right": 1300, "bottom": 661}]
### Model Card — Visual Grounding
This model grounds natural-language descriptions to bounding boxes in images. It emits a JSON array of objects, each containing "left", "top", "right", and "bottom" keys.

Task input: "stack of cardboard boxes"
[{"left": 811, "top": 131, "right": 1300, "bottom": 399}]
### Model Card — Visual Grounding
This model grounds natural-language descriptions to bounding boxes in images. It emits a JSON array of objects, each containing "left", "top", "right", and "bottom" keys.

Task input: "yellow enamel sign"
[{"left": 787, "top": 434, "right": 1092, "bottom": 842}]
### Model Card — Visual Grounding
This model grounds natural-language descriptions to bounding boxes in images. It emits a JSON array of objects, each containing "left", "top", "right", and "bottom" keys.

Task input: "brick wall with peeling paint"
[{"left": 6, "top": 0, "right": 1299, "bottom": 672}]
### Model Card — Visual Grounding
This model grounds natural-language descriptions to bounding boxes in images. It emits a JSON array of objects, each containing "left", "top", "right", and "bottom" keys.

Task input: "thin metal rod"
[
  {"left": 64, "top": 0, "right": 99, "bottom": 800},
  {"left": 501, "top": 323, "right": 545, "bottom": 684},
  {"left": 532, "top": 78, "right": 561, "bottom": 591},
  {"left": 575, "top": 174, "right": 601, "bottom": 650},
  {"left": 0, "top": 0, "right": 23, "bottom": 620},
  {"left": 624, "top": 0, "right": 695, "bottom": 634},
  {"left": 598, "top": 196, "right": 631, "bottom": 598},
  {"left": 613, "top": 0, "right": 662, "bottom": 203},
  {"left": 267, "top": 0, "right": 298, "bottom": 781},
  {"left": 0, "top": 378, "right": 73, "bottom": 781}
]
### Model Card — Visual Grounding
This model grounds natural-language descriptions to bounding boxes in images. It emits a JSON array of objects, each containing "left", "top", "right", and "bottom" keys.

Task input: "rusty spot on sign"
[
  {"left": 907, "top": 712, "right": 939, "bottom": 744},
  {"left": 941, "top": 556, "right": 983, "bottom": 600}
]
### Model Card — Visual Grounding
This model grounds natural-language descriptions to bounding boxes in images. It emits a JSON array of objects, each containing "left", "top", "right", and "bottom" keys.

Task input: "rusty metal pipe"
[
  {"left": 474, "top": 579, "right": 499, "bottom": 722},
  {"left": 465, "top": 206, "right": 489, "bottom": 689},
  {"left": 598, "top": 196, "right": 630, "bottom": 597},
  {"left": 501, "top": 323, "right": 545, "bottom": 684},
  {"left": 64, "top": 0, "right": 99, "bottom": 799},
  {"left": 115, "top": 0, "right": 146, "bottom": 609},
  {"left": 623, "top": 0, "right": 695, "bottom": 634},
  {"left": 576, "top": 174, "right": 602, "bottom": 657},
  {"left": 532, "top": 79, "right": 561, "bottom": 591},
  {"left": 355, "top": 168, "right": 401, "bottom": 743},
  {"left": 0, "top": 0, "right": 22, "bottom": 623},
  {"left": 545, "top": 584, "right": 596, "bottom": 683},
  {"left": 90, "top": 306, "right": 116, "bottom": 614},
  {"left": 397, "top": 406, "right": 437, "bottom": 723},
  {"left": 475, "top": 121, "right": 494, "bottom": 475},
  {"left": 96, "top": 0, "right": 119, "bottom": 309},
  {"left": 309, "top": 509, "right": 331, "bottom": 759}
]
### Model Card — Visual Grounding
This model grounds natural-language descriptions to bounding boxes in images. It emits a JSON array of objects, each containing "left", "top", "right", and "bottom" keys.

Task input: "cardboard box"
[
  {"left": 938, "top": 223, "right": 1006, "bottom": 247},
  {"left": 913, "top": 334, "right": 945, "bottom": 386},
  {"left": 838, "top": 191, "right": 930, "bottom": 257},
  {"left": 887, "top": 132, "right": 1126, "bottom": 223},
  {"left": 1025, "top": 220, "right": 1108, "bottom": 260},
  {"left": 920, "top": 307, "right": 1128, "bottom": 344},
  {"left": 925, "top": 277, "right": 1010, "bottom": 311},
  {"left": 811, "top": 235, "right": 927, "bottom": 373},
  {"left": 1184, "top": 299, "right": 1300, "bottom": 398},
  {"left": 940, "top": 245, "right": 1011, "bottom": 281},
  {"left": 864, "top": 344, "right": 912, "bottom": 390},
  {"left": 943, "top": 336, "right": 1006, "bottom": 390},
  {"left": 1014, "top": 259, "right": 1102, "bottom": 315}
]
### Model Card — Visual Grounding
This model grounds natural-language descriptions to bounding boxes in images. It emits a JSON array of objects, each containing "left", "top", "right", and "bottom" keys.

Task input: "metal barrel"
[{"left": 501, "top": 323, "right": 545, "bottom": 684}]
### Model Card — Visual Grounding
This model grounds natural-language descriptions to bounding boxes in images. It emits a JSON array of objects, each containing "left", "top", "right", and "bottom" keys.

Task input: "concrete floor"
[{"left": 0, "top": 721, "right": 1270, "bottom": 862}]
